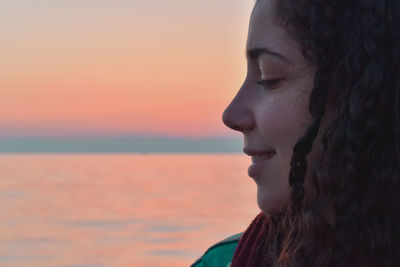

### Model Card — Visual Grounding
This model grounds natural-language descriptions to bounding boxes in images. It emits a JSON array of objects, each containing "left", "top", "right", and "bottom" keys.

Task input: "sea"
[{"left": 0, "top": 154, "right": 260, "bottom": 267}]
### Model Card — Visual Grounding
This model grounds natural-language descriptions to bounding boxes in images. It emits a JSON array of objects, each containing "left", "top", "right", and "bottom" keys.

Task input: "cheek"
[
  {"left": 257, "top": 95, "right": 312, "bottom": 175},
  {"left": 257, "top": 99, "right": 309, "bottom": 146}
]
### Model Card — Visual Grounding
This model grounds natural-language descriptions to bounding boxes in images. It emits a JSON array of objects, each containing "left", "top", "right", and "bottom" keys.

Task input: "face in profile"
[{"left": 222, "top": 0, "right": 315, "bottom": 215}]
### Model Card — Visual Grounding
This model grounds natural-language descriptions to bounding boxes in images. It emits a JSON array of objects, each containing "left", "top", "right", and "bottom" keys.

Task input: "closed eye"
[{"left": 256, "top": 78, "right": 283, "bottom": 90}]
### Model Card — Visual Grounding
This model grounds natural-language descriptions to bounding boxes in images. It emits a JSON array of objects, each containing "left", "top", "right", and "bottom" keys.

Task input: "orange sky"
[{"left": 0, "top": 0, "right": 253, "bottom": 138}]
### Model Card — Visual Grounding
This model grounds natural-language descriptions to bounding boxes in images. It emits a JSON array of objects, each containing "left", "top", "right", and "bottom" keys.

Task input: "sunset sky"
[{"left": 1, "top": 0, "right": 254, "bottom": 139}]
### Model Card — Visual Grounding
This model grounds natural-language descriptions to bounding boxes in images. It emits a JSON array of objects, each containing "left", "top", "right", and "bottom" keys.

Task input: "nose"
[{"left": 222, "top": 84, "right": 255, "bottom": 133}]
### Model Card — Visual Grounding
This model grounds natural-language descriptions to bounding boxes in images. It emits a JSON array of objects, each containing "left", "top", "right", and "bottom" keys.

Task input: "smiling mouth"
[
  {"left": 248, "top": 152, "right": 276, "bottom": 178},
  {"left": 251, "top": 152, "right": 275, "bottom": 163}
]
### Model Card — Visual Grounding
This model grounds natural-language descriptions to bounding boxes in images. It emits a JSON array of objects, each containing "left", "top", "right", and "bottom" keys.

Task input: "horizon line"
[{"left": 0, "top": 136, "right": 243, "bottom": 153}]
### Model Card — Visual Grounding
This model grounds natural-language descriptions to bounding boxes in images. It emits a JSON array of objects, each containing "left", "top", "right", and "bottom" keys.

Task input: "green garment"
[{"left": 191, "top": 233, "right": 243, "bottom": 267}]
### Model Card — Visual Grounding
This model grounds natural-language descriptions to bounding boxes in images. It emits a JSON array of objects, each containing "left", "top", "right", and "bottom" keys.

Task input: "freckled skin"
[{"left": 222, "top": 0, "right": 316, "bottom": 215}]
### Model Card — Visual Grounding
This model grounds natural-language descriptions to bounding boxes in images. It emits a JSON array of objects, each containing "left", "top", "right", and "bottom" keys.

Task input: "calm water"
[{"left": 0, "top": 154, "right": 260, "bottom": 267}]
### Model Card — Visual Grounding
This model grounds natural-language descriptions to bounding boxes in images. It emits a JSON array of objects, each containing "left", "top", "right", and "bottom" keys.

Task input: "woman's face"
[{"left": 222, "top": 0, "right": 315, "bottom": 214}]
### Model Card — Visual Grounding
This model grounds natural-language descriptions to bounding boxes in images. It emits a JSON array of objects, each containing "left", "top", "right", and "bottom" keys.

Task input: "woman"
[{"left": 192, "top": 0, "right": 400, "bottom": 266}]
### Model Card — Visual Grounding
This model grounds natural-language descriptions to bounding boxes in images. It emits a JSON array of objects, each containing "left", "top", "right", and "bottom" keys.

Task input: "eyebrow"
[{"left": 246, "top": 47, "right": 290, "bottom": 63}]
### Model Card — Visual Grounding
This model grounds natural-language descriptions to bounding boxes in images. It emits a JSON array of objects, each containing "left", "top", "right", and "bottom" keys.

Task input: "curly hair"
[{"left": 257, "top": 0, "right": 400, "bottom": 266}]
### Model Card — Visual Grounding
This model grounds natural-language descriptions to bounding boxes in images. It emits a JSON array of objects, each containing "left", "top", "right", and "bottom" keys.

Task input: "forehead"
[{"left": 247, "top": 0, "right": 301, "bottom": 63}]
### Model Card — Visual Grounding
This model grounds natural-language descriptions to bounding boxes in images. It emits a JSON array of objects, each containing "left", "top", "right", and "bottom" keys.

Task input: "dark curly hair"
[{"left": 258, "top": 0, "right": 400, "bottom": 266}]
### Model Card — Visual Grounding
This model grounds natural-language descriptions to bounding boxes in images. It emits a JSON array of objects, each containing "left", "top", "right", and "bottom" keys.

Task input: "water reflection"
[{"left": 0, "top": 154, "right": 259, "bottom": 266}]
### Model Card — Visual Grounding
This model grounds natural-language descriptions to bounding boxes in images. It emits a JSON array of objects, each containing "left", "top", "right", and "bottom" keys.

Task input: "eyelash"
[{"left": 256, "top": 78, "right": 283, "bottom": 90}]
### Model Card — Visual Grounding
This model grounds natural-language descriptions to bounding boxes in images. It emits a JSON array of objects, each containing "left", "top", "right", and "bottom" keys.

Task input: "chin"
[{"left": 257, "top": 188, "right": 289, "bottom": 215}]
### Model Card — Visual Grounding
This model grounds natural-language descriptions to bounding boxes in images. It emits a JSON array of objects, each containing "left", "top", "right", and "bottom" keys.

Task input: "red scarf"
[{"left": 231, "top": 212, "right": 269, "bottom": 267}]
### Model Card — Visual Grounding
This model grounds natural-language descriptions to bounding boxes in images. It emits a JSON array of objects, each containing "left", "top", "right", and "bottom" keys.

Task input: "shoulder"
[{"left": 191, "top": 232, "right": 243, "bottom": 267}]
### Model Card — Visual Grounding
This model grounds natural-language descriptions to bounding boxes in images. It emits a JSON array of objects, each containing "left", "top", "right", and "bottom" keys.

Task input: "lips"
[
  {"left": 243, "top": 147, "right": 275, "bottom": 156},
  {"left": 244, "top": 147, "right": 276, "bottom": 178},
  {"left": 251, "top": 153, "right": 275, "bottom": 163}
]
